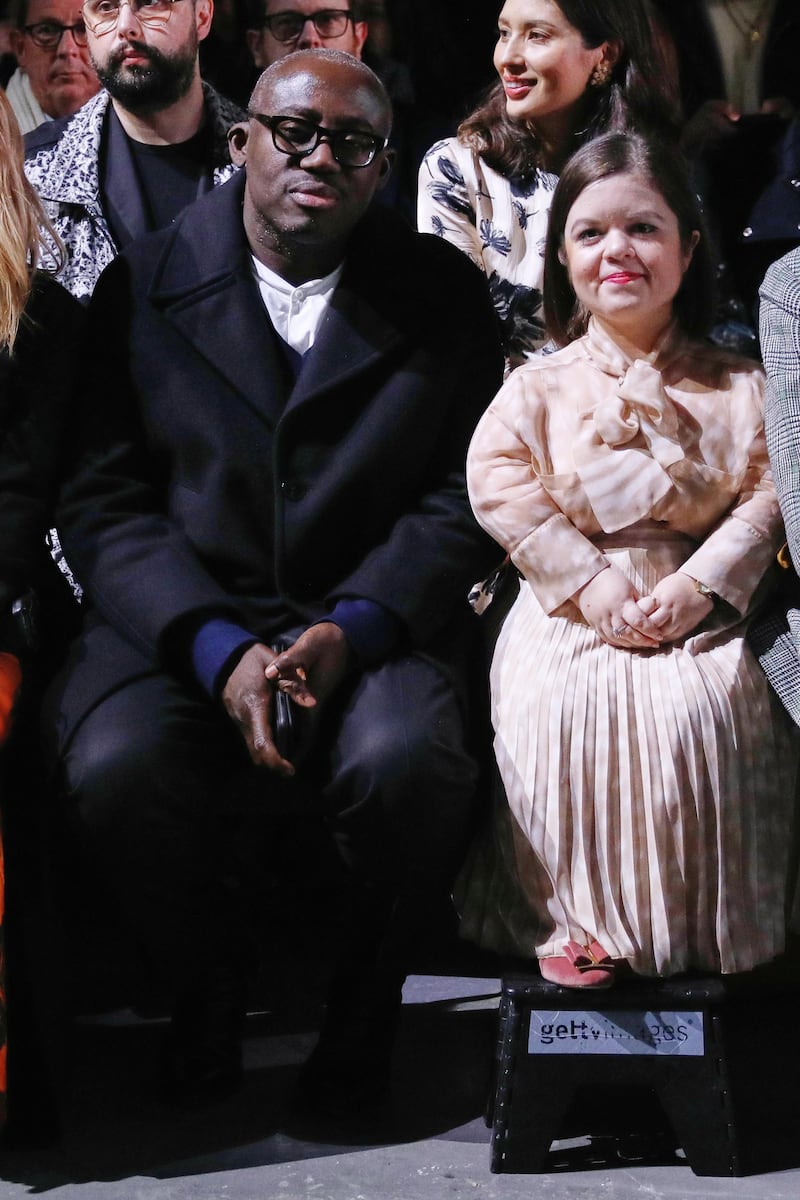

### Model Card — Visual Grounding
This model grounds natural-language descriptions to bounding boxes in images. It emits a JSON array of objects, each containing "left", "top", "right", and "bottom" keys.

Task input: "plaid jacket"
[
  {"left": 749, "top": 248, "right": 800, "bottom": 725},
  {"left": 24, "top": 84, "right": 243, "bottom": 303}
]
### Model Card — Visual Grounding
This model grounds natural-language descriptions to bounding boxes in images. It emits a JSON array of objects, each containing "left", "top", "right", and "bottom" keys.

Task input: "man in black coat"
[{"left": 49, "top": 49, "right": 503, "bottom": 1111}]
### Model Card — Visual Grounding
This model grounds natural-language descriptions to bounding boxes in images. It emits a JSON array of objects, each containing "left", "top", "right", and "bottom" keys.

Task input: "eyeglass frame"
[
  {"left": 258, "top": 8, "right": 354, "bottom": 44},
  {"left": 81, "top": 0, "right": 186, "bottom": 36},
  {"left": 22, "top": 18, "right": 88, "bottom": 47},
  {"left": 249, "top": 112, "right": 389, "bottom": 169}
]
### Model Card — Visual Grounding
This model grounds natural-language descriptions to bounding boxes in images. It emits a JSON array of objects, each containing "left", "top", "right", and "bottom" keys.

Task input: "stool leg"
[
  {"left": 492, "top": 1058, "right": 574, "bottom": 1172},
  {"left": 485, "top": 991, "right": 510, "bottom": 1127},
  {"left": 657, "top": 1018, "right": 740, "bottom": 1178}
]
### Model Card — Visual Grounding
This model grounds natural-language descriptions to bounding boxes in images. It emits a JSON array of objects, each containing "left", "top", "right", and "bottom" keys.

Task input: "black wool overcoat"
[{"left": 54, "top": 171, "right": 504, "bottom": 741}]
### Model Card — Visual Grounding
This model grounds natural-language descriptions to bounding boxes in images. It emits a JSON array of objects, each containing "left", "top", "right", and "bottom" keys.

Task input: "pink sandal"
[{"left": 539, "top": 939, "right": 616, "bottom": 989}]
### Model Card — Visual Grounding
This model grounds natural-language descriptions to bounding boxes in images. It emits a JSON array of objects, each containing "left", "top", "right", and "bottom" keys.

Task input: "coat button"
[
  {"left": 742, "top": 226, "right": 753, "bottom": 238},
  {"left": 791, "top": 179, "right": 800, "bottom": 190},
  {"left": 281, "top": 479, "right": 308, "bottom": 501}
]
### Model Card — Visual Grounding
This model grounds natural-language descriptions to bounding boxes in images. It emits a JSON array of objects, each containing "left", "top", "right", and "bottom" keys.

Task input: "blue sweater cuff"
[
  {"left": 324, "top": 598, "right": 400, "bottom": 667},
  {"left": 191, "top": 618, "right": 257, "bottom": 696}
]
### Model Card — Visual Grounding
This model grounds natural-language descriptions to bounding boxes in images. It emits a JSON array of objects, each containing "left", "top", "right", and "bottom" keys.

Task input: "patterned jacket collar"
[{"left": 27, "top": 83, "right": 243, "bottom": 211}]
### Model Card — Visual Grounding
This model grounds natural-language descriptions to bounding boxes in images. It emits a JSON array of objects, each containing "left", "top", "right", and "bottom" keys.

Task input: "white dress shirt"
[{"left": 251, "top": 255, "right": 344, "bottom": 355}]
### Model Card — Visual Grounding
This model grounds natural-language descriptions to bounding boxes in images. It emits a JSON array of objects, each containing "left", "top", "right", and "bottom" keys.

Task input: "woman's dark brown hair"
[
  {"left": 543, "top": 131, "right": 715, "bottom": 345},
  {"left": 458, "top": 0, "right": 679, "bottom": 179}
]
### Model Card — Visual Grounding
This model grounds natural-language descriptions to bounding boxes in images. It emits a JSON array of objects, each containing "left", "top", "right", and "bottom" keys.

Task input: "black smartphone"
[{"left": 271, "top": 635, "right": 294, "bottom": 760}]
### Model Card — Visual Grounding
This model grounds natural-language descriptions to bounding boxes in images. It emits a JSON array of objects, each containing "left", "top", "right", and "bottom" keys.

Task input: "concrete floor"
[{"left": 0, "top": 971, "right": 799, "bottom": 1200}]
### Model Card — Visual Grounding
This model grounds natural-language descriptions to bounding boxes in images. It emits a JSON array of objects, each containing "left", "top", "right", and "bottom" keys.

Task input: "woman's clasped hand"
[
  {"left": 575, "top": 565, "right": 713, "bottom": 646},
  {"left": 574, "top": 564, "right": 661, "bottom": 647}
]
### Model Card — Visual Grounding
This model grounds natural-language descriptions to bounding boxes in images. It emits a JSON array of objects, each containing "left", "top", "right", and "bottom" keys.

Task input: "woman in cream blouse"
[{"left": 462, "top": 131, "right": 797, "bottom": 988}]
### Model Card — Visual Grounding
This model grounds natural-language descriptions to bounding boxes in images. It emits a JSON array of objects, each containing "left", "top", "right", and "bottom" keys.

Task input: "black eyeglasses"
[
  {"left": 250, "top": 113, "right": 387, "bottom": 168},
  {"left": 260, "top": 8, "right": 352, "bottom": 43},
  {"left": 23, "top": 18, "right": 88, "bottom": 47}
]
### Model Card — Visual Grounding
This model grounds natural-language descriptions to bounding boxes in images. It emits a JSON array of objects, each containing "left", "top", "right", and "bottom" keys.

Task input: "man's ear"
[
  {"left": 228, "top": 122, "right": 249, "bottom": 167},
  {"left": 246, "top": 27, "right": 266, "bottom": 68},
  {"left": 373, "top": 147, "right": 395, "bottom": 192},
  {"left": 10, "top": 27, "right": 27, "bottom": 67},
  {"left": 195, "top": 0, "right": 214, "bottom": 42},
  {"left": 351, "top": 19, "right": 368, "bottom": 58}
]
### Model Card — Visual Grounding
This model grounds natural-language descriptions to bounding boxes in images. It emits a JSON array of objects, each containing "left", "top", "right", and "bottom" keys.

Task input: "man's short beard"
[{"left": 93, "top": 38, "right": 197, "bottom": 112}]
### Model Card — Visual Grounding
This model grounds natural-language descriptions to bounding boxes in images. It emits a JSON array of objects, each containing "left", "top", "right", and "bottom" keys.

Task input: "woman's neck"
[
  {"left": 592, "top": 313, "right": 676, "bottom": 360},
  {"left": 528, "top": 103, "right": 589, "bottom": 172}
]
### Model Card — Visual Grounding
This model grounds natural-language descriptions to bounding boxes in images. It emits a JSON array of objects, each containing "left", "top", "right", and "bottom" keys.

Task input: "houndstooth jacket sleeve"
[{"left": 748, "top": 248, "right": 800, "bottom": 725}]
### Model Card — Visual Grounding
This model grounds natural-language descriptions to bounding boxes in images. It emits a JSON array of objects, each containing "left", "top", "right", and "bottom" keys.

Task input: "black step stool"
[{"left": 489, "top": 969, "right": 800, "bottom": 1177}]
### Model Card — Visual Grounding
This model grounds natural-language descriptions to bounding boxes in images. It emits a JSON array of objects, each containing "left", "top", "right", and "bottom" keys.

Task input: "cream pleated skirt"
[{"left": 459, "top": 534, "right": 799, "bottom": 976}]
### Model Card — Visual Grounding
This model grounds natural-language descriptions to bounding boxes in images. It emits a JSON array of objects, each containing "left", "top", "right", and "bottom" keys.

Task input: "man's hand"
[
  {"left": 760, "top": 97, "right": 795, "bottom": 121},
  {"left": 681, "top": 99, "right": 740, "bottom": 154},
  {"left": 264, "top": 621, "right": 353, "bottom": 708},
  {"left": 221, "top": 643, "right": 295, "bottom": 776},
  {"left": 222, "top": 625, "right": 354, "bottom": 774}
]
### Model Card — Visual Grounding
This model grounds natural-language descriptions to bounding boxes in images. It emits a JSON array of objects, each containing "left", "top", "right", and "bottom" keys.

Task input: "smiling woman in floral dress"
[{"left": 417, "top": 0, "right": 677, "bottom": 368}]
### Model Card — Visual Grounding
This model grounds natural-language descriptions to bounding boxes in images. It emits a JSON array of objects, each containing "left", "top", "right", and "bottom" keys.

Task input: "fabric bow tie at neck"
[
  {"left": 594, "top": 358, "right": 683, "bottom": 469},
  {"left": 572, "top": 322, "right": 686, "bottom": 532}
]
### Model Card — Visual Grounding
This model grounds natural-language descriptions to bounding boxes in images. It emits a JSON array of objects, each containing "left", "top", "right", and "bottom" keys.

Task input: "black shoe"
[
  {"left": 158, "top": 1037, "right": 243, "bottom": 1108},
  {"left": 158, "top": 970, "right": 246, "bottom": 1107},
  {"left": 296, "top": 972, "right": 404, "bottom": 1119}
]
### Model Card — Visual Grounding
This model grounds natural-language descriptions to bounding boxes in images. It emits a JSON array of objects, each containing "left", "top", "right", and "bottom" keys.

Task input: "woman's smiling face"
[
  {"left": 561, "top": 171, "right": 698, "bottom": 347},
  {"left": 493, "top": 0, "right": 608, "bottom": 133}
]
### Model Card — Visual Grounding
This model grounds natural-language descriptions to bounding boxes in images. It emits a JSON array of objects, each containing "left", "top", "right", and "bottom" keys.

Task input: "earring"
[{"left": 590, "top": 61, "right": 612, "bottom": 87}]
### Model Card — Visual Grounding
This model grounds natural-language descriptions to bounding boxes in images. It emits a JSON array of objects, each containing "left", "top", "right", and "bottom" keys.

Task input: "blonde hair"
[{"left": 0, "top": 89, "right": 60, "bottom": 352}]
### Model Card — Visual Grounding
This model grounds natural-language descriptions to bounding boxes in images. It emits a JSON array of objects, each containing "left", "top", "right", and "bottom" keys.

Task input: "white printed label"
[{"left": 527, "top": 1009, "right": 705, "bottom": 1056}]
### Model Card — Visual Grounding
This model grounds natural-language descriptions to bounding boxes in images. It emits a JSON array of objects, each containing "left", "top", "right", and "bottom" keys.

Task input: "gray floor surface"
[{"left": 0, "top": 972, "right": 798, "bottom": 1200}]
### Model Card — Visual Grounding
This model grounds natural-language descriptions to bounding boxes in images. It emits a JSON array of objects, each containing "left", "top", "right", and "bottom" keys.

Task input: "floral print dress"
[{"left": 417, "top": 136, "right": 557, "bottom": 366}]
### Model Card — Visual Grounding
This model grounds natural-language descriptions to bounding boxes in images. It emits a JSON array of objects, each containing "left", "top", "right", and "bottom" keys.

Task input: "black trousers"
[{"left": 56, "top": 653, "right": 481, "bottom": 994}]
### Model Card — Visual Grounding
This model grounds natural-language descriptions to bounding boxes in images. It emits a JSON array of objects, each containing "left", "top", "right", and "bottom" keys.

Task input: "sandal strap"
[{"left": 564, "top": 939, "right": 615, "bottom": 972}]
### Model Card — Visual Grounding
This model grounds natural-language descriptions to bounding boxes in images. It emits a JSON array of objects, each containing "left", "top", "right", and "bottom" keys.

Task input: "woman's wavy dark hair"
[
  {"left": 543, "top": 131, "right": 715, "bottom": 345},
  {"left": 458, "top": 0, "right": 679, "bottom": 178}
]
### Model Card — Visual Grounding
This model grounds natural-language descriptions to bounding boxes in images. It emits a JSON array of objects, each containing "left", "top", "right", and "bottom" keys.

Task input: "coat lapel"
[
  {"left": 102, "top": 108, "right": 150, "bottom": 247},
  {"left": 147, "top": 180, "right": 408, "bottom": 426},
  {"left": 147, "top": 175, "right": 290, "bottom": 428},
  {"left": 287, "top": 258, "right": 405, "bottom": 415}
]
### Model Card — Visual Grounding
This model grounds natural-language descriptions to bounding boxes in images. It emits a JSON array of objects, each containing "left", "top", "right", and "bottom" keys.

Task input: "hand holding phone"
[{"left": 271, "top": 636, "right": 295, "bottom": 760}]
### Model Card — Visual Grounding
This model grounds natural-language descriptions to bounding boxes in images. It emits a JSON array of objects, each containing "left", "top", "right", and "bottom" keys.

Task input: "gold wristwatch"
[{"left": 692, "top": 578, "right": 717, "bottom": 602}]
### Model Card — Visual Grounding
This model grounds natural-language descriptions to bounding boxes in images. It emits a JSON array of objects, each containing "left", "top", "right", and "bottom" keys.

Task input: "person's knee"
[
  {"left": 62, "top": 713, "right": 164, "bottom": 836},
  {"left": 335, "top": 664, "right": 479, "bottom": 820}
]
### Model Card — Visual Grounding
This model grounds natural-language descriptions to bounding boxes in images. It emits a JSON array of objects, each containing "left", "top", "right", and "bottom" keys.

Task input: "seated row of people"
[
  {"left": 1, "top": 9, "right": 799, "bottom": 1125},
  {"left": 2, "top": 0, "right": 372, "bottom": 136},
  {"left": 9, "top": 0, "right": 800, "bottom": 328}
]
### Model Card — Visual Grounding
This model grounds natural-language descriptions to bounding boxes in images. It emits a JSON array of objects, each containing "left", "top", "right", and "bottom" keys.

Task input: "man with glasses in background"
[
  {"left": 48, "top": 50, "right": 502, "bottom": 1114},
  {"left": 244, "top": 0, "right": 419, "bottom": 217},
  {"left": 245, "top": 0, "right": 366, "bottom": 70},
  {"left": 6, "top": 0, "right": 99, "bottom": 132},
  {"left": 23, "top": 0, "right": 243, "bottom": 301}
]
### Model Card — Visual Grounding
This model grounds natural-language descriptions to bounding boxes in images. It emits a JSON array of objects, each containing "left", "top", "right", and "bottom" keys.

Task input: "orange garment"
[{"left": 0, "top": 653, "right": 21, "bottom": 746}]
